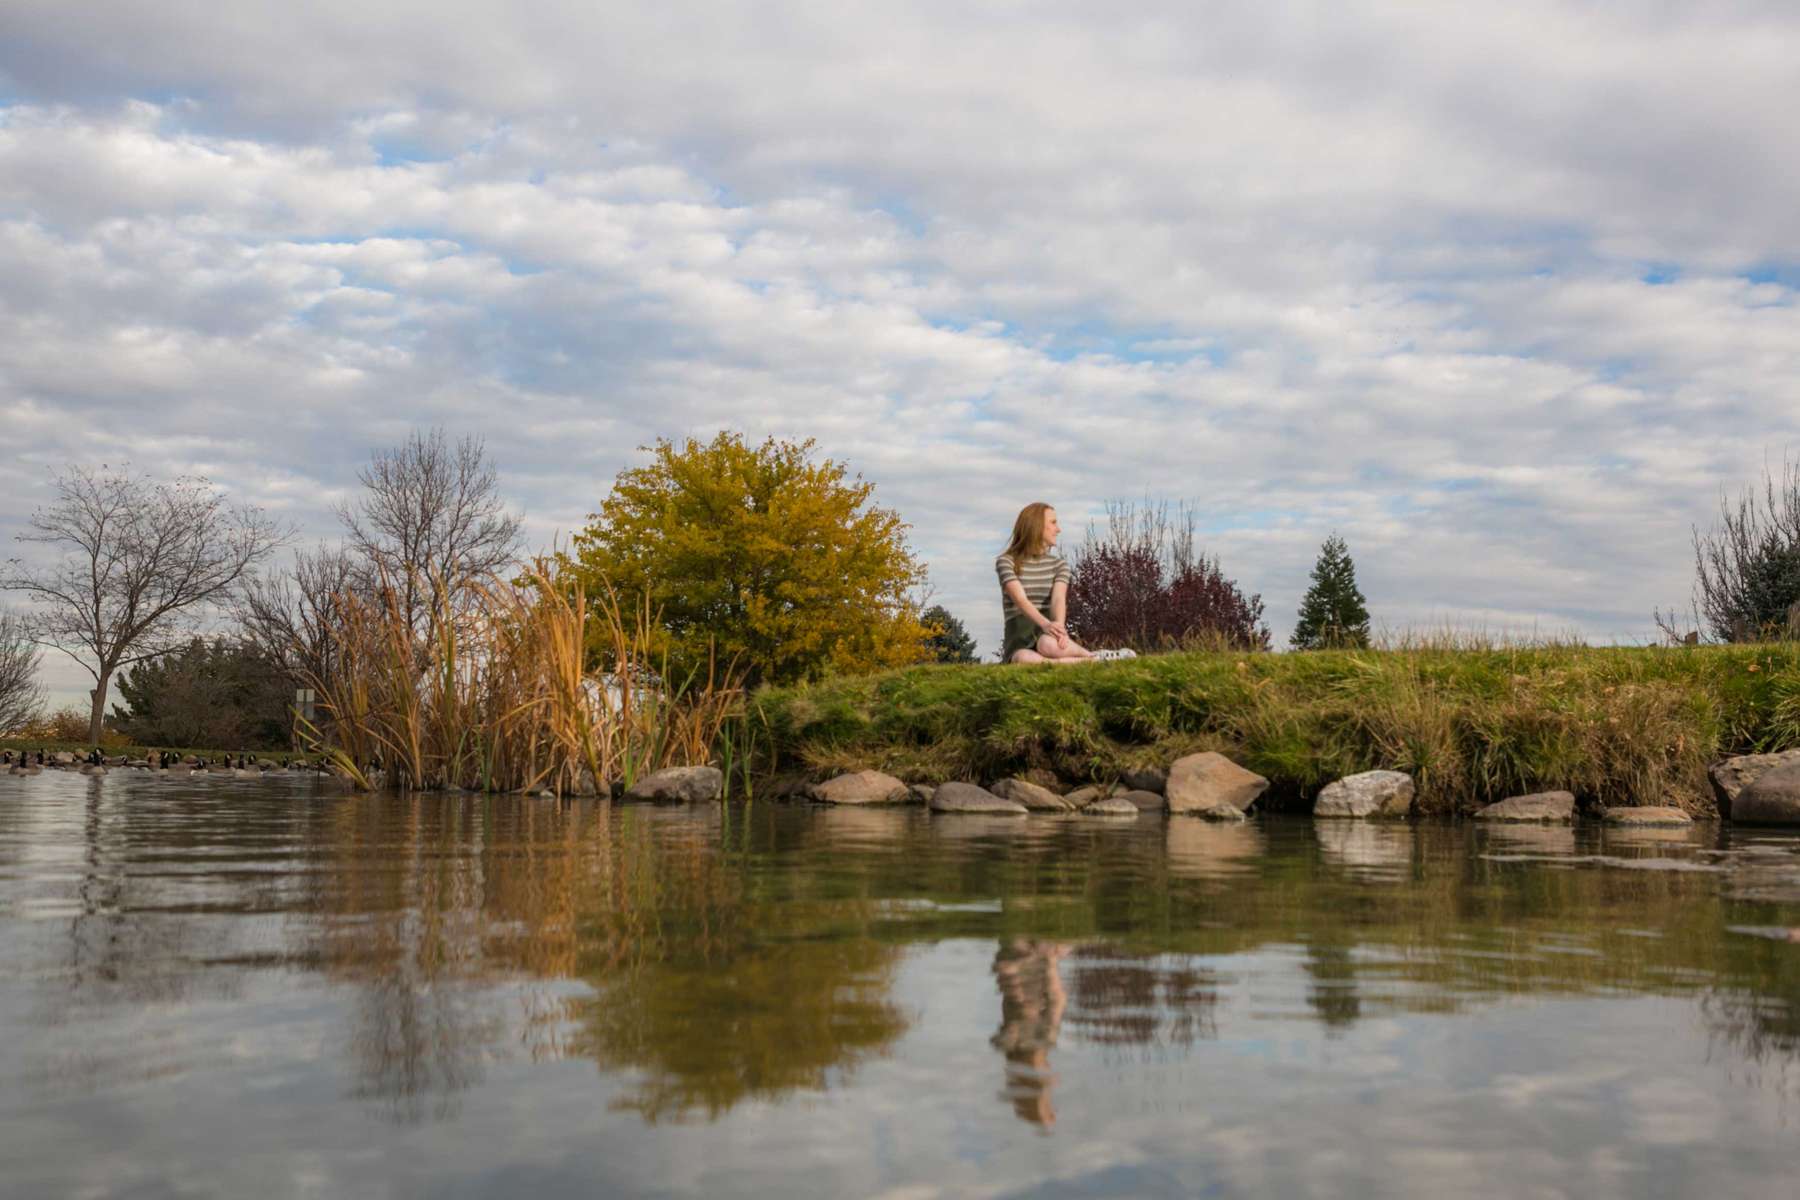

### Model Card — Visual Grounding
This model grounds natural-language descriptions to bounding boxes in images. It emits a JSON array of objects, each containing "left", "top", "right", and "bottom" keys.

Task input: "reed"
[{"left": 301, "top": 561, "right": 741, "bottom": 794}]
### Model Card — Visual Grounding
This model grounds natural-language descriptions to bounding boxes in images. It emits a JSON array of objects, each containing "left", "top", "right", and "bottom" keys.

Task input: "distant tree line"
[{"left": 17, "top": 426, "right": 1800, "bottom": 754}]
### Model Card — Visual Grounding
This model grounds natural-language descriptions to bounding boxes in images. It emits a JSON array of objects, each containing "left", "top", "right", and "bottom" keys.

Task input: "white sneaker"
[{"left": 1093, "top": 648, "right": 1138, "bottom": 661}]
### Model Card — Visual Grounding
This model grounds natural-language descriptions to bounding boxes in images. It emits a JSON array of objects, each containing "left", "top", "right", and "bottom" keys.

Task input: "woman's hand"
[{"left": 1043, "top": 621, "right": 1070, "bottom": 648}]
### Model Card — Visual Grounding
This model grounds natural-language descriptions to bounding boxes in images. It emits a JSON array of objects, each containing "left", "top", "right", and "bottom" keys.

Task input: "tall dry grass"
[{"left": 300, "top": 562, "right": 741, "bottom": 794}]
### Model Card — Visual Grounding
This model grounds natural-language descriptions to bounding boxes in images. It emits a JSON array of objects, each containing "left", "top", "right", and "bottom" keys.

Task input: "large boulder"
[
  {"left": 1602, "top": 805, "right": 1693, "bottom": 827},
  {"left": 1082, "top": 796, "right": 1140, "bottom": 817},
  {"left": 1166, "top": 752, "right": 1269, "bottom": 816},
  {"left": 991, "top": 777, "right": 1078, "bottom": 811},
  {"left": 929, "top": 781, "right": 1028, "bottom": 816},
  {"left": 1732, "top": 762, "right": 1800, "bottom": 826},
  {"left": 52, "top": 751, "right": 75, "bottom": 766},
  {"left": 1473, "top": 791, "right": 1576, "bottom": 823},
  {"left": 1313, "top": 770, "right": 1415, "bottom": 818},
  {"left": 622, "top": 765, "right": 723, "bottom": 804},
  {"left": 808, "top": 770, "right": 910, "bottom": 805},
  {"left": 1711, "top": 751, "right": 1800, "bottom": 820}
]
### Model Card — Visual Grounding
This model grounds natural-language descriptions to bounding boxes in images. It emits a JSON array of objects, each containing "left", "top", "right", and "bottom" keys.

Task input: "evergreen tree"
[
  {"left": 112, "top": 637, "right": 295, "bottom": 749},
  {"left": 921, "top": 605, "right": 978, "bottom": 663},
  {"left": 1291, "top": 534, "right": 1371, "bottom": 650}
]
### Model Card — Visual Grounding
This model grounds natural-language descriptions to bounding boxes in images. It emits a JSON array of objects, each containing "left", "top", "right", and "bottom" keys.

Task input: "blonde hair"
[{"left": 1003, "top": 502, "right": 1055, "bottom": 572}]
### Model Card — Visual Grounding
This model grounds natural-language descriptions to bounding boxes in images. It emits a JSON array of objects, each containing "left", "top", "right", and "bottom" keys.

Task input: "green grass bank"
[{"left": 749, "top": 643, "right": 1800, "bottom": 815}]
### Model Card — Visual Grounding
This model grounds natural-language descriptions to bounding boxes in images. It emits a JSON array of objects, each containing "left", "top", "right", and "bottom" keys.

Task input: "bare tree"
[
  {"left": 1, "top": 465, "right": 289, "bottom": 743},
  {"left": 1690, "top": 455, "right": 1800, "bottom": 643},
  {"left": 237, "top": 544, "right": 360, "bottom": 689},
  {"left": 0, "top": 611, "right": 45, "bottom": 733},
  {"left": 335, "top": 429, "right": 524, "bottom": 639}
]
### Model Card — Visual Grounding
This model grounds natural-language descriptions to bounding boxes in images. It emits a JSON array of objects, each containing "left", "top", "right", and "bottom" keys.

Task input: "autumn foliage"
[
  {"left": 1066, "top": 501, "right": 1269, "bottom": 652},
  {"left": 568, "top": 433, "right": 931, "bottom": 686}
]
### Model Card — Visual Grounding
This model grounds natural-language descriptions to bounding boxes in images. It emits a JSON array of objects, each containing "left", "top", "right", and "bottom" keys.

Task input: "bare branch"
[
  {"left": 0, "top": 463, "right": 292, "bottom": 742},
  {"left": 236, "top": 543, "right": 360, "bottom": 688},
  {"left": 0, "top": 611, "right": 45, "bottom": 733},
  {"left": 1690, "top": 454, "right": 1800, "bottom": 643},
  {"left": 334, "top": 428, "right": 524, "bottom": 642}
]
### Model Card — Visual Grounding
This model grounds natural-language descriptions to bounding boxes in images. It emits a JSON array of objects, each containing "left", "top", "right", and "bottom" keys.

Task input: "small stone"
[
  {"left": 929, "top": 781, "right": 1027, "bottom": 816},
  {"left": 1314, "top": 770, "right": 1415, "bottom": 818},
  {"left": 907, "top": 783, "right": 935, "bottom": 805},
  {"left": 622, "top": 765, "right": 723, "bottom": 804},
  {"left": 1602, "top": 806, "right": 1693, "bottom": 827},
  {"left": 1166, "top": 752, "right": 1269, "bottom": 815},
  {"left": 1473, "top": 791, "right": 1576, "bottom": 823},
  {"left": 768, "top": 772, "right": 813, "bottom": 802},
  {"left": 991, "top": 777, "right": 1078, "bottom": 811},
  {"left": 1016, "top": 767, "right": 1066, "bottom": 793},
  {"left": 1119, "top": 766, "right": 1168, "bottom": 794},
  {"left": 1082, "top": 796, "right": 1140, "bottom": 817},
  {"left": 808, "top": 769, "right": 910, "bottom": 805},
  {"left": 1114, "top": 789, "right": 1166, "bottom": 811},
  {"left": 1732, "top": 762, "right": 1800, "bottom": 826},
  {"left": 1063, "top": 785, "right": 1105, "bottom": 808},
  {"left": 1194, "top": 802, "right": 1247, "bottom": 822},
  {"left": 1709, "top": 750, "right": 1800, "bottom": 819},
  {"left": 52, "top": 751, "right": 75, "bottom": 766}
]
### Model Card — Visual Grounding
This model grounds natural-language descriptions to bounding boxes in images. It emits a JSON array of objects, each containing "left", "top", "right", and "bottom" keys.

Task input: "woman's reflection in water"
[{"left": 991, "top": 938, "right": 1069, "bottom": 1129}]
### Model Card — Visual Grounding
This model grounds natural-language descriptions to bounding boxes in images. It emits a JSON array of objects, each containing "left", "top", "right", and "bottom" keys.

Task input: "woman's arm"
[
  {"left": 1003, "top": 580, "right": 1053, "bottom": 631},
  {"left": 1047, "top": 580, "right": 1069, "bottom": 645}
]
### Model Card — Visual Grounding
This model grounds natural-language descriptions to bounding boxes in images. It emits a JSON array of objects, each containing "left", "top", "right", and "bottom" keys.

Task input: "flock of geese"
[{"left": 3, "top": 748, "right": 344, "bottom": 778}]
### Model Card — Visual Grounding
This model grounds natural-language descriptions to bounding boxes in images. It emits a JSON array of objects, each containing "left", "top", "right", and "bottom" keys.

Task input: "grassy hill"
[{"left": 750, "top": 643, "right": 1800, "bottom": 815}]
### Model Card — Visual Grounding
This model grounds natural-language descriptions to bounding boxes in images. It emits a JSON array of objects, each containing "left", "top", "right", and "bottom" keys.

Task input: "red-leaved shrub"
[{"left": 1066, "top": 501, "right": 1270, "bottom": 653}]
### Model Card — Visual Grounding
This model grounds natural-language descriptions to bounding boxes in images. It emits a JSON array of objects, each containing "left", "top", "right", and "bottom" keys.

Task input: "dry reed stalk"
[{"left": 299, "top": 561, "right": 742, "bottom": 794}]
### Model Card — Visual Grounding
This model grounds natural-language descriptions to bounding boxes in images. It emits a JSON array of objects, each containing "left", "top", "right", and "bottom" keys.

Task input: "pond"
[{"left": 3, "top": 771, "right": 1800, "bottom": 1198}]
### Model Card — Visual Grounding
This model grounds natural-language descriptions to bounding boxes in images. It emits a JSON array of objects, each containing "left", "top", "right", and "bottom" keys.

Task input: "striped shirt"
[{"left": 996, "top": 551, "right": 1071, "bottom": 619}]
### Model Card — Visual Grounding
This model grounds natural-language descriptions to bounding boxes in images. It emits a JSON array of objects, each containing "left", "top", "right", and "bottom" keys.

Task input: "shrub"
[
  {"left": 9, "top": 704, "right": 129, "bottom": 747},
  {"left": 1689, "top": 455, "right": 1800, "bottom": 642},
  {"left": 112, "top": 637, "right": 294, "bottom": 750},
  {"left": 1066, "top": 500, "right": 1269, "bottom": 652}
]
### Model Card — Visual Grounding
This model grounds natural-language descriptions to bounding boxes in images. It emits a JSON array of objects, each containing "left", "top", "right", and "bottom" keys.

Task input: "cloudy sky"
[{"left": 4, "top": 1, "right": 1799, "bottom": 699}]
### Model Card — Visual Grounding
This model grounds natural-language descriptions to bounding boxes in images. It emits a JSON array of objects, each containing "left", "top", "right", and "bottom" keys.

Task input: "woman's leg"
[
  {"left": 1010, "top": 648, "right": 1047, "bottom": 664},
  {"left": 1035, "top": 633, "right": 1095, "bottom": 661}
]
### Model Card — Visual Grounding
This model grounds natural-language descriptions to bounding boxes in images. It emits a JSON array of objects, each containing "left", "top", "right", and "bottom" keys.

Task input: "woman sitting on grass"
[{"left": 997, "top": 502, "right": 1130, "bottom": 664}]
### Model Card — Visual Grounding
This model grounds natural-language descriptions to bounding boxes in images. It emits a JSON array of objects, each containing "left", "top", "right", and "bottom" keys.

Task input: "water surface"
[{"left": 4, "top": 771, "right": 1800, "bottom": 1198}]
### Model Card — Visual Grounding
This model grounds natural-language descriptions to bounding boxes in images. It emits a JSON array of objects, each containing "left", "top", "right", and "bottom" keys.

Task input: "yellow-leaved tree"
[{"left": 568, "top": 433, "right": 931, "bottom": 687}]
